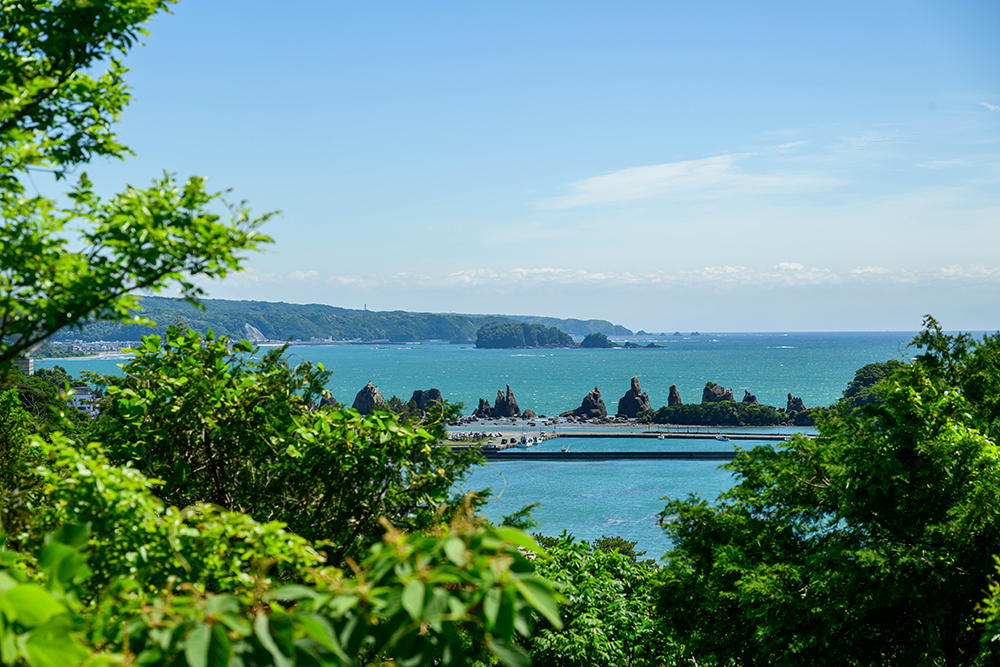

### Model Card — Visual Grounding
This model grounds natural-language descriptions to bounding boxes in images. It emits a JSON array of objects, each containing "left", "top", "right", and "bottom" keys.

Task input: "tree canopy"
[
  {"left": 0, "top": 0, "right": 272, "bottom": 369},
  {"left": 658, "top": 317, "right": 1000, "bottom": 666},
  {"left": 0, "top": 4, "right": 563, "bottom": 665}
]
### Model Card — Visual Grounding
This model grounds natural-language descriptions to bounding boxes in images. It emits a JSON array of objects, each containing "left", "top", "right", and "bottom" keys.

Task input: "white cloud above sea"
[
  {"left": 982, "top": 102, "right": 1000, "bottom": 112},
  {"left": 207, "top": 264, "right": 1000, "bottom": 292},
  {"left": 535, "top": 153, "right": 840, "bottom": 209}
]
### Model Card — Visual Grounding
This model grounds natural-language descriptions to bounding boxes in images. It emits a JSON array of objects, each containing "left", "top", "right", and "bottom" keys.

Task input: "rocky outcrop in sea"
[
  {"left": 352, "top": 381, "right": 385, "bottom": 415},
  {"left": 409, "top": 388, "right": 443, "bottom": 412},
  {"left": 472, "top": 398, "right": 494, "bottom": 419},
  {"left": 742, "top": 390, "right": 758, "bottom": 405},
  {"left": 472, "top": 385, "right": 522, "bottom": 419},
  {"left": 494, "top": 385, "right": 521, "bottom": 418},
  {"left": 702, "top": 383, "right": 734, "bottom": 403},
  {"left": 668, "top": 384, "right": 682, "bottom": 406},
  {"left": 787, "top": 393, "right": 806, "bottom": 412},
  {"left": 562, "top": 386, "right": 608, "bottom": 419},
  {"left": 616, "top": 376, "right": 651, "bottom": 418}
]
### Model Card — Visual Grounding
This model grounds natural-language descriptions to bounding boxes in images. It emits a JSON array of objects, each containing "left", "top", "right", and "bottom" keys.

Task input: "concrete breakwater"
[{"left": 480, "top": 450, "right": 737, "bottom": 461}]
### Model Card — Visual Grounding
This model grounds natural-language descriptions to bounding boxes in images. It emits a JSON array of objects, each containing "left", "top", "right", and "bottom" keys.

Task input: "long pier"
[
  {"left": 552, "top": 431, "right": 794, "bottom": 441},
  {"left": 482, "top": 450, "right": 736, "bottom": 461}
]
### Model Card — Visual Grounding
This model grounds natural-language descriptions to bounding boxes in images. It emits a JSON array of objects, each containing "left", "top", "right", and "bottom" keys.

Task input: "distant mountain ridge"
[
  {"left": 52, "top": 297, "right": 632, "bottom": 343},
  {"left": 498, "top": 315, "right": 633, "bottom": 337}
]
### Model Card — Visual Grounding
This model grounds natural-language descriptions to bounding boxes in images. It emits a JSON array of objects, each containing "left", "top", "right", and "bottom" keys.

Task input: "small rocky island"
[{"left": 475, "top": 321, "right": 573, "bottom": 349}]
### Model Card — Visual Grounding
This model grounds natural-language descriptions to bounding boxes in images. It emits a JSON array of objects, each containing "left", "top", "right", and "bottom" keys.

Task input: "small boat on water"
[
  {"left": 657, "top": 434, "right": 666, "bottom": 440},
  {"left": 561, "top": 443, "right": 570, "bottom": 453},
  {"left": 716, "top": 435, "right": 730, "bottom": 441}
]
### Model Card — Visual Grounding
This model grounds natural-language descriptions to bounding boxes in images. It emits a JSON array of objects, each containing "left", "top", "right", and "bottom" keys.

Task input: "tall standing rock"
[
  {"left": 352, "top": 381, "right": 385, "bottom": 415},
  {"left": 616, "top": 376, "right": 652, "bottom": 418},
  {"left": 494, "top": 385, "right": 521, "bottom": 418},
  {"left": 787, "top": 393, "right": 806, "bottom": 412},
  {"left": 562, "top": 387, "right": 608, "bottom": 419},
  {"left": 742, "top": 390, "right": 759, "bottom": 405},
  {"left": 668, "top": 384, "right": 682, "bottom": 406}
]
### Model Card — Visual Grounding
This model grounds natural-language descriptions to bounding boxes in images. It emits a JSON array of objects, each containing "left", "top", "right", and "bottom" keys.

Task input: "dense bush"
[
  {"left": 658, "top": 318, "right": 1000, "bottom": 666},
  {"left": 526, "top": 535, "right": 679, "bottom": 666},
  {"left": 638, "top": 401, "right": 788, "bottom": 426}
]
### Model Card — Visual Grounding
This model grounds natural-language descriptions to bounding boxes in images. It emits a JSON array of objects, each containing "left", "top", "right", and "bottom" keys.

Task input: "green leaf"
[
  {"left": 265, "top": 585, "right": 317, "bottom": 602},
  {"left": 513, "top": 579, "right": 562, "bottom": 629},
  {"left": 183, "top": 622, "right": 211, "bottom": 667},
  {"left": 401, "top": 581, "right": 425, "bottom": 621},
  {"left": 485, "top": 636, "right": 530, "bottom": 667},
  {"left": 254, "top": 614, "right": 291, "bottom": 667},
  {"left": 443, "top": 538, "right": 466, "bottom": 566},
  {"left": 491, "top": 528, "right": 543, "bottom": 554},
  {"left": 294, "top": 613, "right": 349, "bottom": 662},
  {"left": 24, "top": 617, "right": 90, "bottom": 667},
  {"left": 5, "top": 585, "right": 64, "bottom": 627}
]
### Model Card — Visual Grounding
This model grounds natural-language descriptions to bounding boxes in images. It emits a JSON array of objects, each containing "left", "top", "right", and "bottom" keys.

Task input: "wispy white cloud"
[
  {"left": 915, "top": 158, "right": 973, "bottom": 169},
  {"left": 536, "top": 153, "right": 838, "bottom": 209},
  {"left": 841, "top": 131, "right": 893, "bottom": 151},
  {"left": 982, "top": 102, "right": 999, "bottom": 112},
  {"left": 775, "top": 141, "right": 806, "bottom": 153},
  {"left": 271, "top": 264, "right": 1000, "bottom": 291},
  {"left": 288, "top": 270, "right": 319, "bottom": 282}
]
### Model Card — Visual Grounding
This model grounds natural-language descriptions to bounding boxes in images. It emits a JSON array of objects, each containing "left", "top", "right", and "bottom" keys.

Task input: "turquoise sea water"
[{"left": 38, "top": 331, "right": 922, "bottom": 558}]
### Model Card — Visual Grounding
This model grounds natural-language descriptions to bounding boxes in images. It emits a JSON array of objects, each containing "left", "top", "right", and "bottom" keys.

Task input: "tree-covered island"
[{"left": 475, "top": 321, "right": 573, "bottom": 348}]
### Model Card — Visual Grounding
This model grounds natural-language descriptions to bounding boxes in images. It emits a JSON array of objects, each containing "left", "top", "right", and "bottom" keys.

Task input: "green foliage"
[
  {"left": 30, "top": 366, "right": 73, "bottom": 390},
  {"left": 0, "top": 389, "right": 28, "bottom": 494},
  {"left": 590, "top": 535, "right": 648, "bottom": 565},
  {"left": 1, "top": 5, "right": 568, "bottom": 666},
  {"left": 640, "top": 400, "right": 787, "bottom": 426},
  {"left": 0, "top": 369, "right": 81, "bottom": 436},
  {"left": 839, "top": 359, "right": 904, "bottom": 409},
  {"left": 88, "top": 326, "right": 484, "bottom": 564},
  {"left": 658, "top": 320, "right": 1000, "bottom": 666},
  {"left": 476, "top": 321, "right": 572, "bottom": 349},
  {"left": 54, "top": 296, "right": 507, "bottom": 344},
  {"left": 502, "top": 503, "right": 542, "bottom": 531},
  {"left": 580, "top": 333, "right": 613, "bottom": 349},
  {"left": 0, "top": 1, "right": 273, "bottom": 369},
  {"left": 2, "top": 436, "right": 562, "bottom": 667},
  {"left": 526, "top": 535, "right": 678, "bottom": 667}
]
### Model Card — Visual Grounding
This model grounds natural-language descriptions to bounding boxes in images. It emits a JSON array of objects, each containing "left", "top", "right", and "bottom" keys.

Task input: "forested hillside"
[
  {"left": 51, "top": 296, "right": 631, "bottom": 343},
  {"left": 51, "top": 297, "right": 504, "bottom": 342}
]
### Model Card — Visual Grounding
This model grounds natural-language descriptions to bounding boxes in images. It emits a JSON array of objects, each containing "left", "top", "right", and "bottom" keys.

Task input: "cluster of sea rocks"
[
  {"left": 346, "top": 377, "right": 808, "bottom": 423},
  {"left": 349, "top": 381, "right": 444, "bottom": 415}
]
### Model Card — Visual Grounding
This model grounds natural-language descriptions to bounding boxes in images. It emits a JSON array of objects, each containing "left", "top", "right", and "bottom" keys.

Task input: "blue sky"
[{"left": 85, "top": 0, "right": 999, "bottom": 331}]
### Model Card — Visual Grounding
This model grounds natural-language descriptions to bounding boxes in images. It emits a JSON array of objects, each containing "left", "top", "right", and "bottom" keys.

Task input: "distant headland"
[{"left": 46, "top": 296, "right": 704, "bottom": 347}]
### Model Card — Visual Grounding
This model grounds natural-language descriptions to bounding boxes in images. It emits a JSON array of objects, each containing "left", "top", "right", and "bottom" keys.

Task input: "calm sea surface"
[{"left": 39, "top": 331, "right": 923, "bottom": 558}]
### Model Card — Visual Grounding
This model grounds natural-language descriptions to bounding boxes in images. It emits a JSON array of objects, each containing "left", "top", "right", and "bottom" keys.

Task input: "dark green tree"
[
  {"left": 88, "top": 326, "right": 485, "bottom": 564},
  {"left": 527, "top": 534, "right": 678, "bottom": 666},
  {"left": 657, "top": 318, "right": 1000, "bottom": 666},
  {"left": 0, "top": 0, "right": 272, "bottom": 369},
  {"left": 839, "top": 359, "right": 905, "bottom": 409}
]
